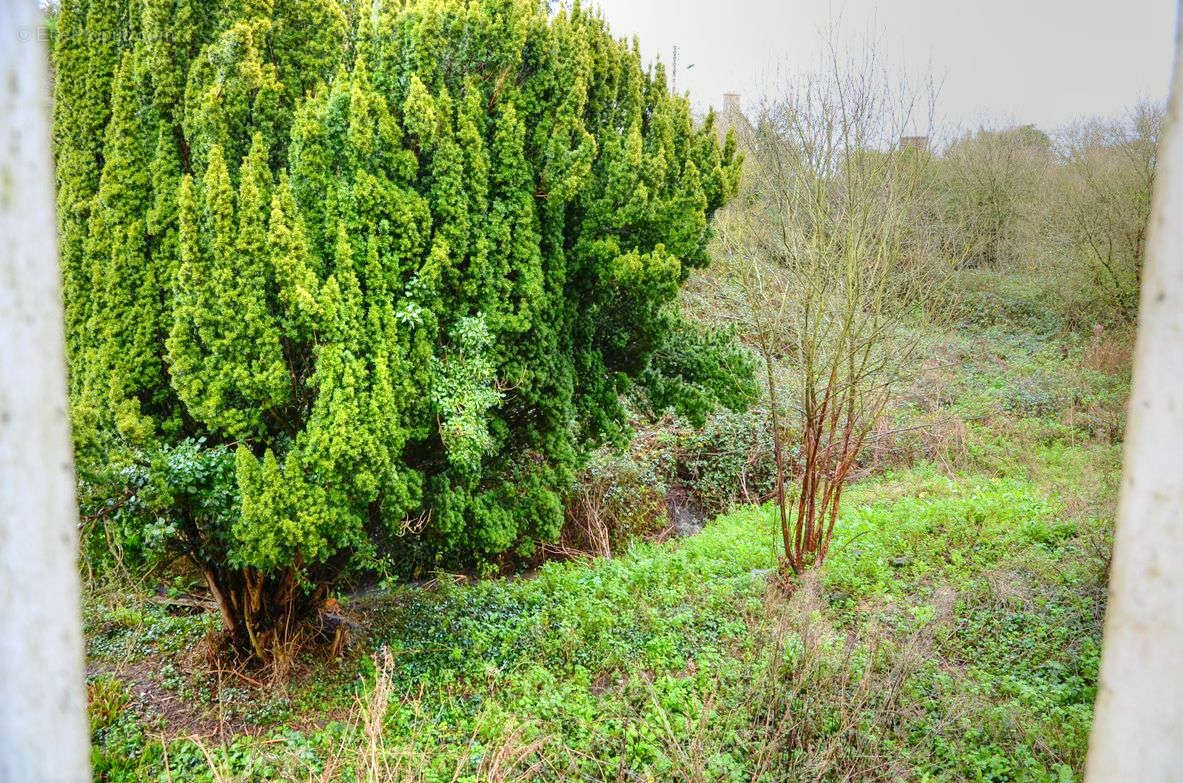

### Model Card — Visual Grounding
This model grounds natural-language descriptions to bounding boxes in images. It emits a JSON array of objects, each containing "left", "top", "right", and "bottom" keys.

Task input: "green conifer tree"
[{"left": 55, "top": 0, "right": 750, "bottom": 660}]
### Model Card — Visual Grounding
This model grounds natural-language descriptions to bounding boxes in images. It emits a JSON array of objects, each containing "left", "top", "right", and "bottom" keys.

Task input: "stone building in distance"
[{"left": 716, "top": 92, "right": 755, "bottom": 147}]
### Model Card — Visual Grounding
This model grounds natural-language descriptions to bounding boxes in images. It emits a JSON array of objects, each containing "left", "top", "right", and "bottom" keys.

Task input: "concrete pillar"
[
  {"left": 0, "top": 0, "right": 92, "bottom": 780},
  {"left": 1085, "top": 5, "right": 1183, "bottom": 780}
]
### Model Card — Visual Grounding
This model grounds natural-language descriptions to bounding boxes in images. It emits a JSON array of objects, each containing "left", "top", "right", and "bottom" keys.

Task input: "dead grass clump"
[
  {"left": 191, "top": 647, "right": 552, "bottom": 783},
  {"left": 865, "top": 414, "right": 970, "bottom": 475},
  {"left": 982, "top": 567, "right": 1034, "bottom": 608},
  {"left": 743, "top": 576, "right": 936, "bottom": 783},
  {"left": 1081, "top": 324, "right": 1132, "bottom": 374},
  {"left": 555, "top": 426, "right": 672, "bottom": 559},
  {"left": 555, "top": 484, "right": 618, "bottom": 559},
  {"left": 338, "top": 648, "right": 550, "bottom": 783},
  {"left": 185, "top": 594, "right": 356, "bottom": 691}
]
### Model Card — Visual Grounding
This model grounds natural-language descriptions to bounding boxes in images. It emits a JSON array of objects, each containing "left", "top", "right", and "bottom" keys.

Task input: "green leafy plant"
[{"left": 87, "top": 675, "right": 131, "bottom": 735}]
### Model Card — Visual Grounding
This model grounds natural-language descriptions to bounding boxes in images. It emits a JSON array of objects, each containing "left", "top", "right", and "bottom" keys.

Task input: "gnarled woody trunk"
[{"left": 203, "top": 565, "right": 326, "bottom": 662}]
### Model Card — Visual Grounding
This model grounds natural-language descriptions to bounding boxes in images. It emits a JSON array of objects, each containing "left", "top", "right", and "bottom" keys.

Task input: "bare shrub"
[
  {"left": 723, "top": 35, "right": 952, "bottom": 575},
  {"left": 1054, "top": 102, "right": 1161, "bottom": 321},
  {"left": 1082, "top": 324, "right": 1133, "bottom": 375}
]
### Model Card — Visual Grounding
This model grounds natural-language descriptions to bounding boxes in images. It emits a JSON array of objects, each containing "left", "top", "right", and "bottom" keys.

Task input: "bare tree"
[
  {"left": 721, "top": 38, "right": 950, "bottom": 575},
  {"left": 937, "top": 124, "right": 1055, "bottom": 268},
  {"left": 1055, "top": 101, "right": 1162, "bottom": 321}
]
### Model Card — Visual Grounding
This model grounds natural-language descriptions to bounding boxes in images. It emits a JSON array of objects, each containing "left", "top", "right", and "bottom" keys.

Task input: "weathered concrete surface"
[
  {"left": 1086, "top": 6, "right": 1183, "bottom": 780},
  {"left": 0, "top": 1, "right": 91, "bottom": 780}
]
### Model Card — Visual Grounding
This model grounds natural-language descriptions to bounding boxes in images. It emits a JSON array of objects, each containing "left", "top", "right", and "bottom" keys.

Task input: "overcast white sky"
[{"left": 583, "top": 0, "right": 1176, "bottom": 133}]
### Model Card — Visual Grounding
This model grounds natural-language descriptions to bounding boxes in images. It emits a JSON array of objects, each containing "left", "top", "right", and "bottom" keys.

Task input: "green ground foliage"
[
  {"left": 84, "top": 291, "right": 1129, "bottom": 781},
  {"left": 56, "top": 0, "right": 749, "bottom": 655}
]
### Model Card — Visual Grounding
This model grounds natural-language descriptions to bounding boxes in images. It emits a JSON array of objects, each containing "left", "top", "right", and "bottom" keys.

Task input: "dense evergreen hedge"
[{"left": 54, "top": 0, "right": 748, "bottom": 656}]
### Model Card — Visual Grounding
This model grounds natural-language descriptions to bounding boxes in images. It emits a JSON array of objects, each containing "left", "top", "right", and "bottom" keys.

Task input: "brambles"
[
  {"left": 557, "top": 407, "right": 773, "bottom": 558},
  {"left": 56, "top": 0, "right": 745, "bottom": 659}
]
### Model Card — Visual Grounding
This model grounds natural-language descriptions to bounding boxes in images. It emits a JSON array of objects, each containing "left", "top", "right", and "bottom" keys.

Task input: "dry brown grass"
[
  {"left": 595, "top": 573, "right": 942, "bottom": 783},
  {"left": 553, "top": 490, "right": 615, "bottom": 559},
  {"left": 1082, "top": 324, "right": 1132, "bottom": 375},
  {"left": 554, "top": 428, "right": 672, "bottom": 560},
  {"left": 745, "top": 575, "right": 933, "bottom": 783},
  {"left": 189, "top": 646, "right": 553, "bottom": 783},
  {"left": 323, "top": 648, "right": 551, "bottom": 783},
  {"left": 865, "top": 413, "right": 971, "bottom": 475}
]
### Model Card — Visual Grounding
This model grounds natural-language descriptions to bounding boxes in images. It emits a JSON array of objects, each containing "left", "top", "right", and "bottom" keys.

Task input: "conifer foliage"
[{"left": 55, "top": 0, "right": 746, "bottom": 659}]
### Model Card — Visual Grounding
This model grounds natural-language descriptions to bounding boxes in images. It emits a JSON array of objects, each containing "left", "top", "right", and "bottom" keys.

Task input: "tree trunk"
[{"left": 204, "top": 564, "right": 325, "bottom": 664}]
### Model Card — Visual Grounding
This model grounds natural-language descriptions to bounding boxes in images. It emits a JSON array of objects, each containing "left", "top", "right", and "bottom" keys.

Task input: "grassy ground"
[{"left": 84, "top": 305, "right": 1129, "bottom": 782}]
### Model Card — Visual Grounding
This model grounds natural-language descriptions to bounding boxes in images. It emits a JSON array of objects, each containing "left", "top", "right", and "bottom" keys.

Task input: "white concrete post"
[
  {"left": 0, "top": 0, "right": 92, "bottom": 781},
  {"left": 1085, "top": 5, "right": 1183, "bottom": 780}
]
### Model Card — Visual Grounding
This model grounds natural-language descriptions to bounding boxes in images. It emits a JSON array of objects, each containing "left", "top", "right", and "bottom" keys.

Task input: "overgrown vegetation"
[
  {"left": 935, "top": 105, "right": 1159, "bottom": 324},
  {"left": 83, "top": 303, "right": 1130, "bottom": 781},
  {"left": 51, "top": 0, "right": 1154, "bottom": 779}
]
